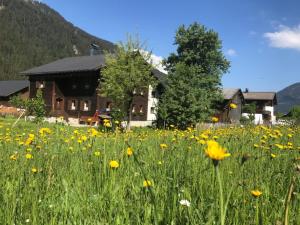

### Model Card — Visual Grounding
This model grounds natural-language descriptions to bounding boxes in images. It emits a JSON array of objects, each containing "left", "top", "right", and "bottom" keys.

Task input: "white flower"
[
  {"left": 179, "top": 199, "right": 191, "bottom": 207},
  {"left": 25, "top": 219, "right": 30, "bottom": 223}
]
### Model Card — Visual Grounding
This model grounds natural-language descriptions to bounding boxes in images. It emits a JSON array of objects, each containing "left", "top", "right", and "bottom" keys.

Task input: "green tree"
[
  {"left": 289, "top": 105, "right": 300, "bottom": 123},
  {"left": 241, "top": 102, "right": 256, "bottom": 123},
  {"left": 99, "top": 36, "right": 157, "bottom": 130},
  {"left": 158, "top": 22, "right": 230, "bottom": 129},
  {"left": 27, "top": 89, "right": 46, "bottom": 122}
]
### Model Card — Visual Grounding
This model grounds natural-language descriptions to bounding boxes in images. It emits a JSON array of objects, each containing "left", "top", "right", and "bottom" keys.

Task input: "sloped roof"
[
  {"left": 21, "top": 55, "right": 106, "bottom": 76},
  {"left": 21, "top": 55, "right": 166, "bottom": 81},
  {"left": 243, "top": 92, "right": 276, "bottom": 101},
  {"left": 223, "top": 88, "right": 241, "bottom": 100},
  {"left": 0, "top": 80, "right": 29, "bottom": 97}
]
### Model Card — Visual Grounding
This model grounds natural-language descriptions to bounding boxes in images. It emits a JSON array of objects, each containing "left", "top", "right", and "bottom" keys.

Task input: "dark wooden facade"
[
  {"left": 28, "top": 70, "right": 149, "bottom": 121},
  {"left": 215, "top": 89, "right": 244, "bottom": 123}
]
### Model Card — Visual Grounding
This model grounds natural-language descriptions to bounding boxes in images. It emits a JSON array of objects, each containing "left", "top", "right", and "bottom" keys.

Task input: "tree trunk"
[{"left": 126, "top": 97, "right": 133, "bottom": 131}]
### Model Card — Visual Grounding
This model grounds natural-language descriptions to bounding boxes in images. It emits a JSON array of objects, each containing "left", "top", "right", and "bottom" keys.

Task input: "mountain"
[
  {"left": 276, "top": 82, "right": 300, "bottom": 114},
  {"left": 0, "top": 0, "right": 115, "bottom": 80}
]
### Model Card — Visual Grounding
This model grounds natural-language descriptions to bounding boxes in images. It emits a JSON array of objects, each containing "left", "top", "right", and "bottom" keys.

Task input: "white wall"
[
  {"left": 146, "top": 85, "right": 158, "bottom": 122},
  {"left": 242, "top": 106, "right": 276, "bottom": 125},
  {"left": 264, "top": 106, "right": 276, "bottom": 123}
]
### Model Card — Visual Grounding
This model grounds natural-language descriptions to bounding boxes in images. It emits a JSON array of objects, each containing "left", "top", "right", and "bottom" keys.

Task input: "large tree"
[
  {"left": 157, "top": 22, "right": 230, "bottom": 129},
  {"left": 99, "top": 36, "right": 157, "bottom": 129}
]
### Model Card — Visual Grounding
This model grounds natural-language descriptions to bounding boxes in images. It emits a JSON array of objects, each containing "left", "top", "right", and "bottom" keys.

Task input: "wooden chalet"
[
  {"left": 0, "top": 80, "right": 29, "bottom": 106},
  {"left": 242, "top": 91, "right": 277, "bottom": 124},
  {"left": 21, "top": 55, "right": 165, "bottom": 125},
  {"left": 215, "top": 88, "right": 244, "bottom": 123}
]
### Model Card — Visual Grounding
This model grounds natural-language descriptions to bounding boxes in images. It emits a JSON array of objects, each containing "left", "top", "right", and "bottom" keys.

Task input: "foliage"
[
  {"left": 241, "top": 102, "right": 256, "bottom": 124},
  {"left": 0, "top": 0, "right": 114, "bottom": 80},
  {"left": 9, "top": 95, "right": 27, "bottom": 109},
  {"left": 157, "top": 22, "right": 230, "bottom": 129},
  {"left": 243, "top": 102, "right": 257, "bottom": 114},
  {"left": 1, "top": 118, "right": 300, "bottom": 224},
  {"left": 26, "top": 90, "right": 46, "bottom": 122},
  {"left": 99, "top": 35, "right": 157, "bottom": 128},
  {"left": 288, "top": 105, "right": 300, "bottom": 125}
]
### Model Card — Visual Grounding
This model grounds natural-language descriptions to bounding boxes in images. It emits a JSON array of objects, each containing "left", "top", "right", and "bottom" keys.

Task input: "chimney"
[{"left": 90, "top": 43, "right": 101, "bottom": 56}]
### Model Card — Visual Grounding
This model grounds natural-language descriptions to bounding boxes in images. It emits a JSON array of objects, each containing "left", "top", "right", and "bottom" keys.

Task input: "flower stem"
[
  {"left": 255, "top": 199, "right": 259, "bottom": 225},
  {"left": 216, "top": 166, "right": 225, "bottom": 225}
]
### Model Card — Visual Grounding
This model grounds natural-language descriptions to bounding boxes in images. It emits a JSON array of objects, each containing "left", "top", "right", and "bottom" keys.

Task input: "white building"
[{"left": 242, "top": 92, "right": 277, "bottom": 125}]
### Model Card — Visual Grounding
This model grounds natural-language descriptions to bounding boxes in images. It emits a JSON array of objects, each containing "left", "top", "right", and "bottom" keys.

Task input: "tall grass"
[{"left": 0, "top": 118, "right": 299, "bottom": 224}]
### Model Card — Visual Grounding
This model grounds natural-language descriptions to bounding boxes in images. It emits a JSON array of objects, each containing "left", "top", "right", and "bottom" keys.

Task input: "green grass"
[{"left": 0, "top": 117, "right": 299, "bottom": 224}]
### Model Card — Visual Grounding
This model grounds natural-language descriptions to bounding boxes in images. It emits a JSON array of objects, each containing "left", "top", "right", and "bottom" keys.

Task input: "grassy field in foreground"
[{"left": 0, "top": 117, "right": 299, "bottom": 225}]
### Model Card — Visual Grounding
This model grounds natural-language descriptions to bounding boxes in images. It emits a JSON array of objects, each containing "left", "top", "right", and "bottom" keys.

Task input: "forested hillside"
[
  {"left": 0, "top": 0, "right": 115, "bottom": 80},
  {"left": 276, "top": 82, "right": 300, "bottom": 114}
]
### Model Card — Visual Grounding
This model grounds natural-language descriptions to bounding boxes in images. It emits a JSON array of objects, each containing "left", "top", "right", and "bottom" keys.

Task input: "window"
[
  {"left": 80, "top": 100, "right": 91, "bottom": 112},
  {"left": 139, "top": 105, "right": 144, "bottom": 113},
  {"left": 71, "top": 100, "right": 77, "bottom": 110},
  {"left": 55, "top": 97, "right": 63, "bottom": 110},
  {"left": 151, "top": 91, "right": 156, "bottom": 98},
  {"left": 150, "top": 107, "right": 155, "bottom": 114},
  {"left": 36, "top": 81, "right": 45, "bottom": 89},
  {"left": 83, "top": 101, "right": 89, "bottom": 111},
  {"left": 68, "top": 99, "right": 78, "bottom": 111},
  {"left": 132, "top": 104, "right": 136, "bottom": 113},
  {"left": 106, "top": 102, "right": 112, "bottom": 112}
]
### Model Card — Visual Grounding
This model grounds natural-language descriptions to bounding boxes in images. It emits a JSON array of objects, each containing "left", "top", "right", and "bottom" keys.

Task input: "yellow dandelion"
[
  {"left": 109, "top": 160, "right": 119, "bottom": 169},
  {"left": 127, "top": 147, "right": 133, "bottom": 156},
  {"left": 229, "top": 103, "right": 237, "bottom": 109},
  {"left": 31, "top": 167, "right": 38, "bottom": 173},
  {"left": 205, "top": 140, "right": 230, "bottom": 162},
  {"left": 94, "top": 151, "right": 101, "bottom": 157},
  {"left": 160, "top": 143, "right": 168, "bottom": 149},
  {"left": 211, "top": 117, "right": 219, "bottom": 123},
  {"left": 10, "top": 154, "right": 17, "bottom": 161},
  {"left": 25, "top": 153, "right": 33, "bottom": 159},
  {"left": 251, "top": 190, "right": 262, "bottom": 197},
  {"left": 143, "top": 180, "right": 152, "bottom": 188}
]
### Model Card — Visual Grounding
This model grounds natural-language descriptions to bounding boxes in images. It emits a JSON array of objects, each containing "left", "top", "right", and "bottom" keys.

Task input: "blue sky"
[{"left": 42, "top": 0, "right": 300, "bottom": 92}]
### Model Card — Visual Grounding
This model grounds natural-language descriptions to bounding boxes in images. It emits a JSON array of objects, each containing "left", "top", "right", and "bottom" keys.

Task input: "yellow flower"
[
  {"left": 160, "top": 143, "right": 168, "bottom": 149},
  {"left": 25, "top": 134, "right": 35, "bottom": 146},
  {"left": 94, "top": 151, "right": 101, "bottom": 157},
  {"left": 251, "top": 190, "right": 262, "bottom": 197},
  {"left": 143, "top": 180, "right": 152, "bottom": 188},
  {"left": 198, "top": 140, "right": 206, "bottom": 145},
  {"left": 31, "top": 167, "right": 38, "bottom": 173},
  {"left": 271, "top": 153, "right": 276, "bottom": 158},
  {"left": 211, "top": 117, "right": 219, "bottom": 123},
  {"left": 25, "top": 153, "right": 33, "bottom": 159},
  {"left": 205, "top": 140, "right": 230, "bottom": 161},
  {"left": 127, "top": 147, "right": 133, "bottom": 156},
  {"left": 230, "top": 103, "right": 237, "bottom": 109},
  {"left": 10, "top": 154, "right": 17, "bottom": 161},
  {"left": 109, "top": 160, "right": 119, "bottom": 169}
]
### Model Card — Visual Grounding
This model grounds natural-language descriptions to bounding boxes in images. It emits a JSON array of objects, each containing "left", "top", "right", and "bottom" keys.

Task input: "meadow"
[{"left": 0, "top": 117, "right": 299, "bottom": 225}]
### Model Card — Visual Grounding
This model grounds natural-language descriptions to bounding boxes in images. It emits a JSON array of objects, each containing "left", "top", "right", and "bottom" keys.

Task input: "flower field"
[{"left": 0, "top": 118, "right": 300, "bottom": 225}]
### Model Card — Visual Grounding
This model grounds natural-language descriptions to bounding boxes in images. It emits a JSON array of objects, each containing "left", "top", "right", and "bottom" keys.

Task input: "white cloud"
[
  {"left": 264, "top": 24, "right": 300, "bottom": 51},
  {"left": 226, "top": 49, "right": 237, "bottom": 57}
]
